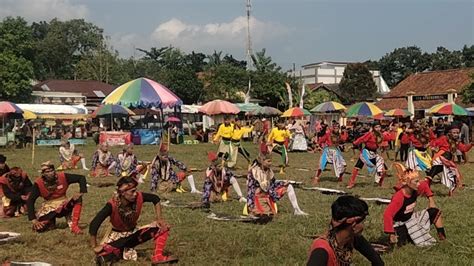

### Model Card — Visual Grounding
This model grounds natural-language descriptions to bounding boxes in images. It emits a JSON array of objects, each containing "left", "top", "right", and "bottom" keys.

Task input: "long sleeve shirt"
[
  {"left": 383, "top": 181, "right": 433, "bottom": 233},
  {"left": 213, "top": 123, "right": 234, "bottom": 141},
  {"left": 27, "top": 173, "right": 87, "bottom": 220},
  {"left": 267, "top": 128, "right": 291, "bottom": 143},
  {"left": 88, "top": 192, "right": 160, "bottom": 236},
  {"left": 231, "top": 126, "right": 253, "bottom": 141}
]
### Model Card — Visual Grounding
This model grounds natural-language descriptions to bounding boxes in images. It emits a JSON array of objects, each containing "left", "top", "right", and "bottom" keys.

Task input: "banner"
[
  {"left": 99, "top": 132, "right": 131, "bottom": 146},
  {"left": 36, "top": 139, "right": 86, "bottom": 146}
]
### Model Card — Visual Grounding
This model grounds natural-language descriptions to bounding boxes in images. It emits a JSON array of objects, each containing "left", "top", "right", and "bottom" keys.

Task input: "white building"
[{"left": 289, "top": 61, "right": 390, "bottom": 94}]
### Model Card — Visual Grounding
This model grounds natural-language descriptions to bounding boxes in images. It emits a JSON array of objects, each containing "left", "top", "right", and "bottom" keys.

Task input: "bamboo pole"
[{"left": 31, "top": 127, "right": 36, "bottom": 165}]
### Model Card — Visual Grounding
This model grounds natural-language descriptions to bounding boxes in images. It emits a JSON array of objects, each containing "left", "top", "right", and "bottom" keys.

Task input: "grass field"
[{"left": 0, "top": 140, "right": 473, "bottom": 265}]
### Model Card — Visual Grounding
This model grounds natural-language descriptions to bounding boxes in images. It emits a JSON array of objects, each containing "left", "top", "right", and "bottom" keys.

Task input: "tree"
[
  {"left": 201, "top": 63, "right": 247, "bottom": 102},
  {"left": 338, "top": 63, "right": 377, "bottom": 103},
  {"left": 0, "top": 17, "right": 34, "bottom": 60},
  {"left": 378, "top": 46, "right": 431, "bottom": 87},
  {"left": 462, "top": 45, "right": 474, "bottom": 67},
  {"left": 248, "top": 49, "right": 287, "bottom": 107},
  {"left": 461, "top": 74, "right": 474, "bottom": 104},
  {"left": 430, "top": 46, "right": 463, "bottom": 70},
  {"left": 33, "top": 19, "right": 105, "bottom": 79},
  {"left": 0, "top": 52, "right": 34, "bottom": 102}
]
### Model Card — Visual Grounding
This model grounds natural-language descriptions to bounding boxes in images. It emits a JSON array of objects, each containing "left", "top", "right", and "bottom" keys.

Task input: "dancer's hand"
[
  {"left": 93, "top": 245, "right": 103, "bottom": 254},
  {"left": 389, "top": 234, "right": 398, "bottom": 244},
  {"left": 156, "top": 218, "right": 170, "bottom": 231},
  {"left": 72, "top": 192, "right": 83, "bottom": 201},
  {"left": 32, "top": 219, "right": 45, "bottom": 231}
]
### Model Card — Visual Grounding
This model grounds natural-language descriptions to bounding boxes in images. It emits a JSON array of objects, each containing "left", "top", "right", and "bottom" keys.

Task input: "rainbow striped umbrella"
[
  {"left": 281, "top": 107, "right": 311, "bottom": 117},
  {"left": 91, "top": 104, "right": 135, "bottom": 118},
  {"left": 103, "top": 77, "right": 182, "bottom": 108},
  {"left": 346, "top": 102, "right": 383, "bottom": 117},
  {"left": 427, "top": 102, "right": 469, "bottom": 116},
  {"left": 384, "top": 108, "right": 412, "bottom": 117},
  {"left": 310, "top": 101, "right": 346, "bottom": 113}
]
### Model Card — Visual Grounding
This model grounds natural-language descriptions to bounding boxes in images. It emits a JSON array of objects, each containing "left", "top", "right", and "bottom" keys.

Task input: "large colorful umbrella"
[
  {"left": 0, "top": 101, "right": 23, "bottom": 136},
  {"left": 384, "top": 108, "right": 412, "bottom": 117},
  {"left": 102, "top": 77, "right": 183, "bottom": 108},
  {"left": 281, "top": 107, "right": 311, "bottom": 117},
  {"left": 0, "top": 101, "right": 23, "bottom": 117},
  {"left": 427, "top": 102, "right": 469, "bottom": 116},
  {"left": 346, "top": 102, "right": 383, "bottom": 117},
  {"left": 91, "top": 104, "right": 135, "bottom": 118},
  {"left": 310, "top": 101, "right": 346, "bottom": 113},
  {"left": 198, "top": 100, "right": 240, "bottom": 115},
  {"left": 91, "top": 104, "right": 135, "bottom": 131},
  {"left": 248, "top": 106, "right": 282, "bottom": 116}
]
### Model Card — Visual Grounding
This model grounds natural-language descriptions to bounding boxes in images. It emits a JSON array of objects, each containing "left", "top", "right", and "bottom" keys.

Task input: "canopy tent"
[
  {"left": 161, "top": 104, "right": 201, "bottom": 114},
  {"left": 235, "top": 103, "right": 261, "bottom": 113},
  {"left": 17, "top": 104, "right": 88, "bottom": 115}
]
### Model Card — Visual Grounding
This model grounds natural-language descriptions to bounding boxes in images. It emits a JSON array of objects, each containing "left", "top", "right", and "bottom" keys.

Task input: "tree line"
[{"left": 0, "top": 16, "right": 473, "bottom": 106}]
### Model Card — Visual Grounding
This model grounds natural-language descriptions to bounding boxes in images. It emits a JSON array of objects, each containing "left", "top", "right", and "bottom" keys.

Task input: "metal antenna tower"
[{"left": 244, "top": 0, "right": 253, "bottom": 103}]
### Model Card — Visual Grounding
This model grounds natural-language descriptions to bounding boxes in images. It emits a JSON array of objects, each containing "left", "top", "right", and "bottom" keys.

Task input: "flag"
[
  {"left": 299, "top": 84, "right": 305, "bottom": 108},
  {"left": 285, "top": 82, "right": 293, "bottom": 108}
]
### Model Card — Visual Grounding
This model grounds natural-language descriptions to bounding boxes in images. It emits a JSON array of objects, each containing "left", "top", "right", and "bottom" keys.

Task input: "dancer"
[
  {"left": 347, "top": 123, "right": 388, "bottom": 189},
  {"left": 405, "top": 123, "right": 433, "bottom": 172},
  {"left": 213, "top": 116, "right": 234, "bottom": 162},
  {"left": 428, "top": 125, "right": 472, "bottom": 195},
  {"left": 27, "top": 161, "right": 87, "bottom": 234},
  {"left": 202, "top": 152, "right": 247, "bottom": 208},
  {"left": 313, "top": 123, "right": 346, "bottom": 185},
  {"left": 59, "top": 140, "right": 89, "bottom": 170},
  {"left": 91, "top": 143, "right": 117, "bottom": 177},
  {"left": 116, "top": 144, "right": 138, "bottom": 177},
  {"left": 227, "top": 120, "right": 253, "bottom": 168},
  {"left": 150, "top": 144, "right": 200, "bottom": 194},
  {"left": 246, "top": 152, "right": 307, "bottom": 217},
  {"left": 307, "top": 196, "right": 383, "bottom": 266},
  {"left": 89, "top": 176, "right": 178, "bottom": 265},
  {"left": 267, "top": 122, "right": 291, "bottom": 173},
  {"left": 0, "top": 167, "right": 32, "bottom": 217},
  {"left": 384, "top": 163, "right": 446, "bottom": 247}
]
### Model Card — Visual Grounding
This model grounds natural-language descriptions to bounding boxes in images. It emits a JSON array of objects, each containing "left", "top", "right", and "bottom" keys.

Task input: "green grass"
[{"left": 0, "top": 141, "right": 473, "bottom": 265}]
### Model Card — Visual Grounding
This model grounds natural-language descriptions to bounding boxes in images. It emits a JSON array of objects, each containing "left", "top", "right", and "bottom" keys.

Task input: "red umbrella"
[
  {"left": 198, "top": 100, "right": 240, "bottom": 115},
  {"left": 167, "top": 116, "right": 181, "bottom": 122}
]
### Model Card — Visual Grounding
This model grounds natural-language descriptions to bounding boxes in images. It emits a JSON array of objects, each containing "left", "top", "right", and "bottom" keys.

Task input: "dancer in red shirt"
[{"left": 384, "top": 163, "right": 446, "bottom": 247}]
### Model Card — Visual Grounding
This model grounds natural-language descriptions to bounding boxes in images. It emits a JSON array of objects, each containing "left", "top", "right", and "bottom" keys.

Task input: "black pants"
[
  {"left": 100, "top": 227, "right": 161, "bottom": 261},
  {"left": 400, "top": 144, "right": 409, "bottom": 162}
]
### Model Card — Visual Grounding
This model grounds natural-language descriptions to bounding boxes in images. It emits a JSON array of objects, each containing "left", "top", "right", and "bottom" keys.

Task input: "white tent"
[{"left": 17, "top": 104, "right": 88, "bottom": 114}]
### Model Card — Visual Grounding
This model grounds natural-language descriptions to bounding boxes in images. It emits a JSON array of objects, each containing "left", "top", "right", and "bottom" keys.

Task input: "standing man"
[
  {"left": 267, "top": 122, "right": 291, "bottom": 174},
  {"left": 307, "top": 196, "right": 383, "bottom": 266},
  {"left": 89, "top": 176, "right": 178, "bottom": 265},
  {"left": 213, "top": 116, "right": 234, "bottom": 163},
  {"left": 27, "top": 161, "right": 87, "bottom": 234}
]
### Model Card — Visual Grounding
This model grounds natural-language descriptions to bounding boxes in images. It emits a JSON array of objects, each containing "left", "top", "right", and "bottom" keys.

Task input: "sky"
[{"left": 0, "top": 0, "right": 473, "bottom": 70}]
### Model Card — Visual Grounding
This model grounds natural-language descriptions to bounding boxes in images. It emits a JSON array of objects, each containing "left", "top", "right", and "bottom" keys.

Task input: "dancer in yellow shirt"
[
  {"left": 213, "top": 117, "right": 234, "bottom": 163},
  {"left": 227, "top": 120, "right": 253, "bottom": 168},
  {"left": 267, "top": 122, "right": 291, "bottom": 173}
]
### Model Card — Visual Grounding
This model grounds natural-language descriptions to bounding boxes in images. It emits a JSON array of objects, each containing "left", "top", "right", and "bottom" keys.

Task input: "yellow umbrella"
[{"left": 22, "top": 109, "right": 37, "bottom": 120}]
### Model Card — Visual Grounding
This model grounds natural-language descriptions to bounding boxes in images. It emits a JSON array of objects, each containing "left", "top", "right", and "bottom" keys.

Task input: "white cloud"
[
  {"left": 0, "top": 0, "right": 88, "bottom": 21},
  {"left": 149, "top": 16, "right": 289, "bottom": 53}
]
